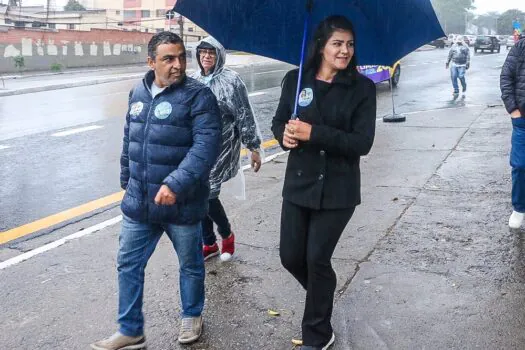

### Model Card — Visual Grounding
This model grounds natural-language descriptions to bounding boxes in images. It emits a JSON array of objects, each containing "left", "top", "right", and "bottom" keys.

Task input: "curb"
[
  {"left": 0, "top": 60, "right": 286, "bottom": 97},
  {"left": 0, "top": 64, "right": 148, "bottom": 81},
  {"left": 0, "top": 74, "right": 144, "bottom": 97}
]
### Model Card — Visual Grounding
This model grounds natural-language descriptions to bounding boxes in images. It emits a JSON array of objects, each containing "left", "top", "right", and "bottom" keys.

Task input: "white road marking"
[
  {"left": 0, "top": 145, "right": 10, "bottom": 150},
  {"left": 248, "top": 92, "right": 266, "bottom": 97},
  {"left": 1, "top": 151, "right": 289, "bottom": 270},
  {"left": 255, "top": 69, "right": 288, "bottom": 75},
  {"left": 0, "top": 215, "right": 122, "bottom": 270},
  {"left": 51, "top": 125, "right": 103, "bottom": 137}
]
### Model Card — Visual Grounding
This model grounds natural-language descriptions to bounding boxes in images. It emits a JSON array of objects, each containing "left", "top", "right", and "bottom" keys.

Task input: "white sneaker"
[{"left": 509, "top": 211, "right": 524, "bottom": 229}]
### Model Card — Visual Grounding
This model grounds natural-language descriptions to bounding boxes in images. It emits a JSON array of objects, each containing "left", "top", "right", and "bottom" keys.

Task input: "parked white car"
[
  {"left": 466, "top": 35, "right": 476, "bottom": 46},
  {"left": 507, "top": 35, "right": 517, "bottom": 49}
]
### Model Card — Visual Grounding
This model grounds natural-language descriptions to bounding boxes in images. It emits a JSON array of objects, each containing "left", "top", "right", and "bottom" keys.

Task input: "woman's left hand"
[{"left": 287, "top": 119, "right": 312, "bottom": 142}]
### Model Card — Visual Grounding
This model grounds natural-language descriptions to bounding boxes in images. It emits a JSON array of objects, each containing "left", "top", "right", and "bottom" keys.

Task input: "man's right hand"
[
  {"left": 446, "top": 63, "right": 449, "bottom": 69},
  {"left": 154, "top": 185, "right": 177, "bottom": 205},
  {"left": 511, "top": 109, "right": 522, "bottom": 118}
]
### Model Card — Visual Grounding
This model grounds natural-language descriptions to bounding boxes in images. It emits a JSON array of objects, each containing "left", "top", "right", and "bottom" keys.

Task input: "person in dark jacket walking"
[
  {"left": 91, "top": 32, "right": 221, "bottom": 350},
  {"left": 446, "top": 38, "right": 470, "bottom": 95},
  {"left": 501, "top": 34, "right": 525, "bottom": 229},
  {"left": 190, "top": 36, "right": 263, "bottom": 262},
  {"left": 271, "top": 16, "right": 376, "bottom": 350}
]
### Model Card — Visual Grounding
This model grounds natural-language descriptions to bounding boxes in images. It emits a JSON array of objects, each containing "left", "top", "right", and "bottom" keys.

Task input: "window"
[
  {"left": 5, "top": 18, "right": 12, "bottom": 24},
  {"left": 156, "top": 9, "right": 165, "bottom": 17},
  {"left": 141, "top": 10, "right": 150, "bottom": 18},
  {"left": 156, "top": 28, "right": 163, "bottom": 33},
  {"left": 188, "top": 27, "right": 194, "bottom": 32},
  {"left": 48, "top": 23, "right": 56, "bottom": 29},
  {"left": 68, "top": 24, "right": 75, "bottom": 30},
  {"left": 124, "top": 10, "right": 136, "bottom": 19},
  {"left": 116, "top": 10, "right": 121, "bottom": 15}
]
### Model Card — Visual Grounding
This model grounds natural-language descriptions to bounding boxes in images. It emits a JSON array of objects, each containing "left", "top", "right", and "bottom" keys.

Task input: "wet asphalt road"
[{"left": 0, "top": 48, "right": 508, "bottom": 232}]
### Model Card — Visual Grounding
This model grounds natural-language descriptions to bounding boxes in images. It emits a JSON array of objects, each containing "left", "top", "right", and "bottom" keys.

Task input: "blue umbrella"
[{"left": 174, "top": 0, "right": 444, "bottom": 115}]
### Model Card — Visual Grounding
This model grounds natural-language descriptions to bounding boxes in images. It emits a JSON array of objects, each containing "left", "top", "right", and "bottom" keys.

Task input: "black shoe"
[
  {"left": 462, "top": 86, "right": 467, "bottom": 93},
  {"left": 301, "top": 333, "right": 335, "bottom": 350},
  {"left": 453, "top": 90, "right": 459, "bottom": 95}
]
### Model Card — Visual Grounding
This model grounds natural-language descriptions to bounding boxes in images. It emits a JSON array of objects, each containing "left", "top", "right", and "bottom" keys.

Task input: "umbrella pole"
[
  {"left": 383, "top": 74, "right": 406, "bottom": 123},
  {"left": 292, "top": 0, "right": 314, "bottom": 119}
]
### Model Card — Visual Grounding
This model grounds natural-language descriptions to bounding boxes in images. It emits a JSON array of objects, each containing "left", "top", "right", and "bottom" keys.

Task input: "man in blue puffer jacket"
[{"left": 91, "top": 32, "right": 221, "bottom": 350}]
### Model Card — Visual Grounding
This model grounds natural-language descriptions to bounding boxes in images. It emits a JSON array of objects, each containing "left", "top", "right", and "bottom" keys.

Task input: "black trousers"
[
  {"left": 280, "top": 200, "right": 355, "bottom": 347},
  {"left": 202, "top": 197, "right": 232, "bottom": 246}
]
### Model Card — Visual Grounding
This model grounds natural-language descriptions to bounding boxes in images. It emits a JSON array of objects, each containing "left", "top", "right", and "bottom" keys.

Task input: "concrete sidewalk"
[
  {"left": 0, "top": 54, "right": 281, "bottom": 97},
  {"left": 1, "top": 104, "right": 524, "bottom": 349}
]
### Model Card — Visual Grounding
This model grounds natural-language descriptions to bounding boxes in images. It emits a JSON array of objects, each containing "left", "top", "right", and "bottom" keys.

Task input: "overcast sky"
[
  {"left": 9, "top": 0, "right": 525, "bottom": 15},
  {"left": 473, "top": 0, "right": 525, "bottom": 14}
]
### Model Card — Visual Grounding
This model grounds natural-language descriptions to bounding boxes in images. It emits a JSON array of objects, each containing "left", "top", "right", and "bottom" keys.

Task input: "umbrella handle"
[{"left": 292, "top": 0, "right": 314, "bottom": 119}]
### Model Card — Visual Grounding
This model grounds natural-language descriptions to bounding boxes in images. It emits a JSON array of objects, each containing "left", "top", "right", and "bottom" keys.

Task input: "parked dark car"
[
  {"left": 429, "top": 37, "right": 446, "bottom": 48},
  {"left": 474, "top": 35, "right": 501, "bottom": 53}
]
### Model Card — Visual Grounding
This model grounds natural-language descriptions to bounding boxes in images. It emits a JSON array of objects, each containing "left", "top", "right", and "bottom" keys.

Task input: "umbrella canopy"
[{"left": 174, "top": 0, "right": 445, "bottom": 66}]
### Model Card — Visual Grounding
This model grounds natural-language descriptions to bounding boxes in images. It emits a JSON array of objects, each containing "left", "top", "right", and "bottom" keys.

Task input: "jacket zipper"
[{"left": 143, "top": 84, "right": 155, "bottom": 220}]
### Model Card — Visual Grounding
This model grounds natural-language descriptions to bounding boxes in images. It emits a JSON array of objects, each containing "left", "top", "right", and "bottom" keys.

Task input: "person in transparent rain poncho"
[{"left": 191, "top": 36, "right": 264, "bottom": 262}]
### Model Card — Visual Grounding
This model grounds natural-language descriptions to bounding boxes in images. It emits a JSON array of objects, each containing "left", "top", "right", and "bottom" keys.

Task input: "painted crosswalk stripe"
[
  {"left": 0, "top": 145, "right": 10, "bottom": 150},
  {"left": 52, "top": 125, "right": 103, "bottom": 137}
]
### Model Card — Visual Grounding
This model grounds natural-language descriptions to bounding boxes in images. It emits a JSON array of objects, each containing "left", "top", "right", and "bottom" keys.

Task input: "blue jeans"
[
  {"left": 511, "top": 117, "right": 525, "bottom": 213},
  {"left": 450, "top": 66, "right": 466, "bottom": 92},
  {"left": 117, "top": 215, "right": 205, "bottom": 337}
]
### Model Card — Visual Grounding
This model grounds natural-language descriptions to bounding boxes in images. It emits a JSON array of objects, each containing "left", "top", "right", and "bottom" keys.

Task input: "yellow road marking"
[
  {"left": 0, "top": 138, "right": 280, "bottom": 245},
  {"left": 0, "top": 191, "right": 124, "bottom": 245},
  {"left": 240, "top": 139, "right": 279, "bottom": 157}
]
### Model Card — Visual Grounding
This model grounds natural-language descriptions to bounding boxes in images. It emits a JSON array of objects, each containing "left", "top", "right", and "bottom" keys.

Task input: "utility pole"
[{"left": 178, "top": 15, "right": 184, "bottom": 41}]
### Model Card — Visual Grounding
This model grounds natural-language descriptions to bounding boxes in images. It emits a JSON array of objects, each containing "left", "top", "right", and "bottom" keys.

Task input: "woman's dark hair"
[{"left": 304, "top": 15, "right": 358, "bottom": 76}]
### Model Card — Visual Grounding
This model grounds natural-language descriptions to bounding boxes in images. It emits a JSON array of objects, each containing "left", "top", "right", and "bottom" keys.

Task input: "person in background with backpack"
[
  {"left": 501, "top": 32, "right": 525, "bottom": 229},
  {"left": 446, "top": 37, "right": 470, "bottom": 95}
]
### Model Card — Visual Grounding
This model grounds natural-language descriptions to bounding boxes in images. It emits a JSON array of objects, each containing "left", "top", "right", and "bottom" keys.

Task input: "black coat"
[
  {"left": 501, "top": 39, "right": 525, "bottom": 115},
  {"left": 271, "top": 69, "right": 376, "bottom": 210}
]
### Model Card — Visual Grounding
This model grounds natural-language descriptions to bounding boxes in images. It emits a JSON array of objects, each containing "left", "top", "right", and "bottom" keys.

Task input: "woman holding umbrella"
[{"left": 272, "top": 15, "right": 376, "bottom": 349}]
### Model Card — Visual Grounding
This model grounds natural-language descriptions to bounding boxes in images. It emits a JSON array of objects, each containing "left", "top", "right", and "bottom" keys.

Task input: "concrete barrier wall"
[{"left": 0, "top": 28, "right": 154, "bottom": 73}]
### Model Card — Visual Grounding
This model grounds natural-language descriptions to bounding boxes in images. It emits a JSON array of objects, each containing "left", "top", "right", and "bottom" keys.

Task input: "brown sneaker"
[
  {"left": 178, "top": 316, "right": 203, "bottom": 344},
  {"left": 90, "top": 332, "right": 146, "bottom": 350}
]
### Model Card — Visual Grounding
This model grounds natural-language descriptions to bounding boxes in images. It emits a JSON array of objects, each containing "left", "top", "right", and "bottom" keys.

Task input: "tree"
[
  {"left": 64, "top": 0, "right": 86, "bottom": 11},
  {"left": 8, "top": 0, "right": 20, "bottom": 6},
  {"left": 473, "top": 12, "right": 500, "bottom": 34},
  {"left": 431, "top": 0, "right": 475, "bottom": 34},
  {"left": 497, "top": 9, "right": 525, "bottom": 35}
]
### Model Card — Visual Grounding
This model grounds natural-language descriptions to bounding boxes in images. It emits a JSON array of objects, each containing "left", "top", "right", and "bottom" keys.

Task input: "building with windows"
[
  {"left": 0, "top": 4, "right": 108, "bottom": 31},
  {"left": 79, "top": 0, "right": 207, "bottom": 40}
]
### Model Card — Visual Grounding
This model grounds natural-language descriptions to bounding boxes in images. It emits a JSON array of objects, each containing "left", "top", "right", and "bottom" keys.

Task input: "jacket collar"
[
  {"left": 304, "top": 68, "right": 356, "bottom": 86},
  {"left": 142, "top": 70, "right": 187, "bottom": 95}
]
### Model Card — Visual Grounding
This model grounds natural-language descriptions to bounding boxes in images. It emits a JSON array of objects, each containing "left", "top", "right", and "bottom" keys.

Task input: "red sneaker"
[
  {"left": 220, "top": 233, "right": 235, "bottom": 261},
  {"left": 203, "top": 243, "right": 219, "bottom": 261}
]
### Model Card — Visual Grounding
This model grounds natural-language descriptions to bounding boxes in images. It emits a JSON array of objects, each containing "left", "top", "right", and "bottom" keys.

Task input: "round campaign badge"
[
  {"left": 154, "top": 101, "right": 173, "bottom": 120},
  {"left": 298, "top": 88, "right": 314, "bottom": 107},
  {"left": 129, "top": 101, "right": 144, "bottom": 117}
]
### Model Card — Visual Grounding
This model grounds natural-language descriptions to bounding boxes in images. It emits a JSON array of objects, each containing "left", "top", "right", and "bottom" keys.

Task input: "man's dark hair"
[{"left": 148, "top": 31, "right": 184, "bottom": 60}]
